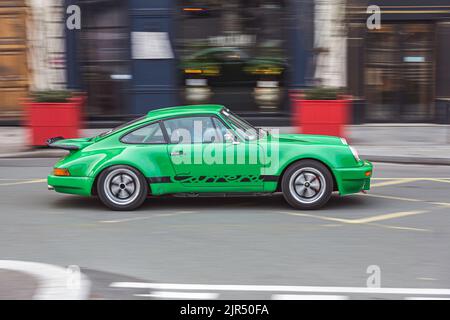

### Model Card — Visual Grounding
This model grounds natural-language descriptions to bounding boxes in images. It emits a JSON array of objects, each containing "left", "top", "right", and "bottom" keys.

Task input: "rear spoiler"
[{"left": 46, "top": 136, "right": 80, "bottom": 151}]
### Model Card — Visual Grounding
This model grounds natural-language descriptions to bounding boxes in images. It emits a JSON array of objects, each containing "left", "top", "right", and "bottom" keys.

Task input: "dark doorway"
[{"left": 78, "top": 0, "right": 131, "bottom": 116}]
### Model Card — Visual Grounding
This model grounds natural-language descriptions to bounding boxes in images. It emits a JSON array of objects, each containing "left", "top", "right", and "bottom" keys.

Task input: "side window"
[
  {"left": 212, "top": 117, "right": 234, "bottom": 143},
  {"left": 163, "top": 117, "right": 219, "bottom": 144},
  {"left": 121, "top": 123, "right": 166, "bottom": 144}
]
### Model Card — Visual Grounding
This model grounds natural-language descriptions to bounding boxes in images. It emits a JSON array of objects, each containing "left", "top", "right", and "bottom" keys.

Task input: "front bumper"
[
  {"left": 334, "top": 160, "right": 373, "bottom": 195},
  {"left": 47, "top": 175, "right": 94, "bottom": 196}
]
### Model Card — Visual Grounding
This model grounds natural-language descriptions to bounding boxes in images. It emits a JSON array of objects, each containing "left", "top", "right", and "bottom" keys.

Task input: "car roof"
[{"left": 146, "top": 104, "right": 225, "bottom": 120}]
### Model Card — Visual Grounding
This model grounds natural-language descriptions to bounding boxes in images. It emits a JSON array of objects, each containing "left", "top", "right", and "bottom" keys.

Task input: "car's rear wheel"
[
  {"left": 97, "top": 165, "right": 148, "bottom": 211},
  {"left": 281, "top": 160, "right": 333, "bottom": 210}
]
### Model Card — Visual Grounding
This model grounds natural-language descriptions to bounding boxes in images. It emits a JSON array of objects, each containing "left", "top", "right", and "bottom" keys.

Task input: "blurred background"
[
  {"left": 1, "top": 0, "right": 450, "bottom": 126},
  {"left": 2, "top": 1, "right": 450, "bottom": 300}
]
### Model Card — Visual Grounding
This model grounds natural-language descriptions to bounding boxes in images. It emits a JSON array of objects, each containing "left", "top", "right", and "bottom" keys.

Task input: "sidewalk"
[
  {"left": 1, "top": 125, "right": 450, "bottom": 164},
  {"left": 348, "top": 124, "right": 450, "bottom": 165}
]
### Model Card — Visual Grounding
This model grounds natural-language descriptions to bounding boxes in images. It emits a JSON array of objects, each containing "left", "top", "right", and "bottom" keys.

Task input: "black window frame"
[
  {"left": 119, "top": 121, "right": 168, "bottom": 145},
  {"left": 160, "top": 114, "right": 240, "bottom": 145},
  {"left": 220, "top": 108, "right": 260, "bottom": 141},
  {"left": 210, "top": 115, "right": 240, "bottom": 143}
]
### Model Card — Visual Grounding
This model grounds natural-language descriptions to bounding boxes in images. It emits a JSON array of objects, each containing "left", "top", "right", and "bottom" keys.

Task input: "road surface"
[{"left": 0, "top": 159, "right": 449, "bottom": 299}]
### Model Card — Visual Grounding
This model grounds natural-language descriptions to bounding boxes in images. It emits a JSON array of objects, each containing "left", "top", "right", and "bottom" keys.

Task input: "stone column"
[
  {"left": 313, "top": 0, "right": 347, "bottom": 87},
  {"left": 27, "top": 0, "right": 67, "bottom": 90}
]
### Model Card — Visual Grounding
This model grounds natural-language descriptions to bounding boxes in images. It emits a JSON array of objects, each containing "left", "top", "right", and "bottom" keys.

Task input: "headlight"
[{"left": 349, "top": 146, "right": 360, "bottom": 162}]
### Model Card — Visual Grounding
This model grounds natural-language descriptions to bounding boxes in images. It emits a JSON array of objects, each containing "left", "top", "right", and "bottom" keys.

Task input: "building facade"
[
  {"left": 347, "top": 0, "right": 450, "bottom": 123},
  {"left": 0, "top": 0, "right": 66, "bottom": 118},
  {"left": 65, "top": 0, "right": 315, "bottom": 122},
  {"left": 0, "top": 0, "right": 29, "bottom": 118},
  {"left": 2, "top": 1, "right": 450, "bottom": 123}
]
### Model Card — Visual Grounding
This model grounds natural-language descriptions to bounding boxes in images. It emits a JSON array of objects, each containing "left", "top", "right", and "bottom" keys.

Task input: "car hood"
[{"left": 271, "top": 133, "right": 344, "bottom": 146}]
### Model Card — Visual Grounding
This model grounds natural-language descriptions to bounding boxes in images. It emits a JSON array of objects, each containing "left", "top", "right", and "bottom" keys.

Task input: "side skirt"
[{"left": 151, "top": 192, "right": 278, "bottom": 198}]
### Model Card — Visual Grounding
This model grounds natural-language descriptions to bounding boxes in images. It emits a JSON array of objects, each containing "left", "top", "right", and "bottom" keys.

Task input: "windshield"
[
  {"left": 95, "top": 116, "right": 147, "bottom": 139},
  {"left": 221, "top": 109, "right": 263, "bottom": 141}
]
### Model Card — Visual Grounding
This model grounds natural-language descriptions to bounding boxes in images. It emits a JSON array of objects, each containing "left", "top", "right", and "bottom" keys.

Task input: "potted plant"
[
  {"left": 22, "top": 90, "right": 85, "bottom": 146},
  {"left": 290, "top": 87, "right": 351, "bottom": 139}
]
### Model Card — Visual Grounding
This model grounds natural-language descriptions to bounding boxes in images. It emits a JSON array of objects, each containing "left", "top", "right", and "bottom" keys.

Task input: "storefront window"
[
  {"left": 176, "top": 0, "right": 288, "bottom": 113},
  {"left": 365, "top": 24, "right": 434, "bottom": 122}
]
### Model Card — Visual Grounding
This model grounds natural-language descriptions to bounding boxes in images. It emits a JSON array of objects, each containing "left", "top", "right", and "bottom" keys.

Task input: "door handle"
[{"left": 171, "top": 151, "right": 183, "bottom": 156}]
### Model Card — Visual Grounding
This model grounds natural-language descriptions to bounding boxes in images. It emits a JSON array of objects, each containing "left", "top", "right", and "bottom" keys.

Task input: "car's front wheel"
[
  {"left": 281, "top": 160, "right": 333, "bottom": 210},
  {"left": 97, "top": 165, "right": 148, "bottom": 211}
]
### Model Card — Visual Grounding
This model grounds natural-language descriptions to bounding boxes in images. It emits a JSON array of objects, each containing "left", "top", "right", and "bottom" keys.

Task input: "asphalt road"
[{"left": 0, "top": 159, "right": 450, "bottom": 300}]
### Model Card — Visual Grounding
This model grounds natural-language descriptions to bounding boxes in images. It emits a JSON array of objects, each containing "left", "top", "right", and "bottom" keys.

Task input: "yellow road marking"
[
  {"left": 368, "top": 223, "right": 431, "bottom": 232},
  {"left": 371, "top": 178, "right": 450, "bottom": 180},
  {"left": 99, "top": 212, "right": 185, "bottom": 224},
  {"left": 351, "top": 210, "right": 428, "bottom": 224},
  {"left": 431, "top": 202, "right": 450, "bottom": 207},
  {"left": 282, "top": 210, "right": 429, "bottom": 225},
  {"left": 356, "top": 193, "right": 423, "bottom": 202},
  {"left": 359, "top": 194, "right": 450, "bottom": 208},
  {"left": 0, "top": 178, "right": 45, "bottom": 181},
  {"left": 0, "top": 179, "right": 47, "bottom": 187},
  {"left": 371, "top": 178, "right": 422, "bottom": 188},
  {"left": 427, "top": 178, "right": 450, "bottom": 184},
  {"left": 281, "top": 212, "right": 350, "bottom": 224},
  {"left": 371, "top": 177, "right": 450, "bottom": 188}
]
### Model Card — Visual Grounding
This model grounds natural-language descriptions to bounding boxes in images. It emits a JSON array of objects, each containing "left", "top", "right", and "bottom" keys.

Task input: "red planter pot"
[
  {"left": 291, "top": 98, "right": 350, "bottom": 139},
  {"left": 23, "top": 97, "right": 84, "bottom": 146}
]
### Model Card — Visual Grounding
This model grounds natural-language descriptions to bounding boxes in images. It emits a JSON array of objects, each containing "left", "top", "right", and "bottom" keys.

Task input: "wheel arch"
[
  {"left": 276, "top": 158, "right": 338, "bottom": 192},
  {"left": 91, "top": 164, "right": 151, "bottom": 196}
]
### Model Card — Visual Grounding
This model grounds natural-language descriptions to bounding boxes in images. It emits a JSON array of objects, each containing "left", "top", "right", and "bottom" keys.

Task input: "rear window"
[{"left": 121, "top": 123, "right": 166, "bottom": 144}]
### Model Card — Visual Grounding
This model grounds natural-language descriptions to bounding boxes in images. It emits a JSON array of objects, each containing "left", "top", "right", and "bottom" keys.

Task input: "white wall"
[
  {"left": 26, "top": 0, "right": 66, "bottom": 90},
  {"left": 314, "top": 0, "right": 347, "bottom": 88}
]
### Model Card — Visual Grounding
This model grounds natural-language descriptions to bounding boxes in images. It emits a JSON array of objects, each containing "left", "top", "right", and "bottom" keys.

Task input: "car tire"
[
  {"left": 97, "top": 165, "right": 148, "bottom": 211},
  {"left": 281, "top": 160, "right": 333, "bottom": 210}
]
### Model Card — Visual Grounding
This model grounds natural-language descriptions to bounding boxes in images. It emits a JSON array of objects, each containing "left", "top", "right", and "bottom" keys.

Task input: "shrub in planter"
[
  {"left": 30, "top": 90, "right": 73, "bottom": 103},
  {"left": 291, "top": 87, "right": 350, "bottom": 139},
  {"left": 302, "top": 87, "right": 342, "bottom": 100},
  {"left": 23, "top": 90, "right": 85, "bottom": 147}
]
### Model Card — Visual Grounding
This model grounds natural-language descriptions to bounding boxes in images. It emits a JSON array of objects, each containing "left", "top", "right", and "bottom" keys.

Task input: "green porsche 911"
[{"left": 47, "top": 105, "right": 372, "bottom": 211}]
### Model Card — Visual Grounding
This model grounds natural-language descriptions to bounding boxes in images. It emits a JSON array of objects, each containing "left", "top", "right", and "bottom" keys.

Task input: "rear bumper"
[
  {"left": 47, "top": 175, "right": 93, "bottom": 196},
  {"left": 334, "top": 160, "right": 373, "bottom": 195}
]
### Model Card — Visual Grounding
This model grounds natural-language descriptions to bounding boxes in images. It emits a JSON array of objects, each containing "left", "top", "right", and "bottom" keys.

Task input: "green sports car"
[{"left": 47, "top": 105, "right": 372, "bottom": 211}]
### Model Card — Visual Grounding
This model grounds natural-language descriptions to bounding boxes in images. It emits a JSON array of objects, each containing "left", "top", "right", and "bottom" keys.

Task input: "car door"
[
  {"left": 210, "top": 116, "right": 264, "bottom": 188},
  {"left": 162, "top": 115, "right": 264, "bottom": 191}
]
